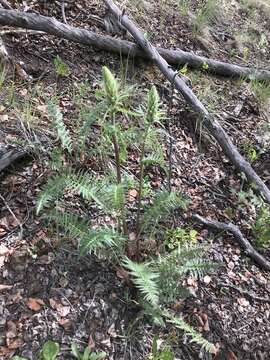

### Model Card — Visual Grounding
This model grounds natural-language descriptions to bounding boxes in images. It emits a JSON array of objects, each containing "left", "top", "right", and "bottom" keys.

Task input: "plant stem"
[
  {"left": 167, "top": 82, "right": 175, "bottom": 193},
  {"left": 135, "top": 127, "right": 149, "bottom": 255},
  {"left": 112, "top": 133, "right": 122, "bottom": 184},
  {"left": 111, "top": 112, "right": 128, "bottom": 235}
]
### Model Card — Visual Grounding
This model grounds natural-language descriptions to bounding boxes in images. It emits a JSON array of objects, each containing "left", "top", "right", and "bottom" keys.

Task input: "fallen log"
[
  {"left": 0, "top": 147, "right": 28, "bottom": 172},
  {"left": 193, "top": 214, "right": 270, "bottom": 271},
  {"left": 0, "top": 9, "right": 269, "bottom": 82},
  {"left": 103, "top": 0, "right": 270, "bottom": 206}
]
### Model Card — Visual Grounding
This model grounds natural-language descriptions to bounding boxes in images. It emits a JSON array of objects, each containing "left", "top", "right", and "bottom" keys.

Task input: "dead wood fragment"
[
  {"left": 0, "top": 9, "right": 270, "bottom": 82},
  {"left": 217, "top": 282, "right": 270, "bottom": 303},
  {"left": 0, "top": 0, "right": 12, "bottom": 10},
  {"left": 193, "top": 214, "right": 270, "bottom": 271},
  {"left": 0, "top": 148, "right": 28, "bottom": 173},
  {"left": 103, "top": 0, "right": 270, "bottom": 206}
]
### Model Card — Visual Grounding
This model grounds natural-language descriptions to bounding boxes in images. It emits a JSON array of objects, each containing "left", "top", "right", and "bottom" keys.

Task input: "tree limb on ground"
[
  {"left": 0, "top": 9, "right": 270, "bottom": 82},
  {"left": 103, "top": 0, "right": 270, "bottom": 206},
  {"left": 217, "top": 282, "right": 270, "bottom": 303},
  {"left": 193, "top": 214, "right": 270, "bottom": 271},
  {"left": 0, "top": 148, "right": 28, "bottom": 173}
]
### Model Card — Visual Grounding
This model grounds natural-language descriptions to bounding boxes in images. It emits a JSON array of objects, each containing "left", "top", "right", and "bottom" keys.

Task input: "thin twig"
[
  {"left": 0, "top": 194, "right": 23, "bottom": 239},
  {"left": 166, "top": 72, "right": 178, "bottom": 193},
  {"left": 61, "top": 0, "right": 67, "bottom": 24},
  {"left": 193, "top": 214, "right": 270, "bottom": 271},
  {"left": 218, "top": 282, "right": 270, "bottom": 303}
]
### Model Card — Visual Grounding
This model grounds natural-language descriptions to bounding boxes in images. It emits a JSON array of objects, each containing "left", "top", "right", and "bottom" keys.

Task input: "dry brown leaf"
[
  {"left": 116, "top": 267, "right": 129, "bottom": 281},
  {"left": 227, "top": 350, "right": 238, "bottom": 360},
  {"left": 26, "top": 298, "right": 45, "bottom": 311},
  {"left": 88, "top": 334, "right": 95, "bottom": 349},
  {"left": 0, "top": 346, "right": 12, "bottom": 356},
  {"left": 7, "top": 337, "right": 24, "bottom": 349},
  {"left": 237, "top": 297, "right": 249, "bottom": 307},
  {"left": 0, "top": 244, "right": 9, "bottom": 256},
  {"left": 6, "top": 321, "right": 17, "bottom": 339},
  {"left": 128, "top": 189, "right": 138, "bottom": 202},
  {"left": 49, "top": 298, "right": 70, "bottom": 317},
  {"left": 58, "top": 318, "right": 72, "bottom": 330}
]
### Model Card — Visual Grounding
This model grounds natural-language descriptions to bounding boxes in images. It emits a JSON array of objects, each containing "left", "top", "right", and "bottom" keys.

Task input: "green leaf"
[
  {"left": 36, "top": 174, "right": 67, "bottom": 214},
  {"left": 146, "top": 86, "right": 161, "bottom": 124},
  {"left": 123, "top": 257, "right": 159, "bottom": 306},
  {"left": 48, "top": 102, "right": 73, "bottom": 154},
  {"left": 165, "top": 313, "right": 216, "bottom": 353},
  {"left": 41, "top": 340, "right": 60, "bottom": 360},
  {"left": 11, "top": 357, "right": 28, "bottom": 360},
  {"left": 83, "top": 347, "right": 91, "bottom": 360},
  {"left": 89, "top": 352, "right": 106, "bottom": 360},
  {"left": 71, "top": 342, "right": 82, "bottom": 359}
]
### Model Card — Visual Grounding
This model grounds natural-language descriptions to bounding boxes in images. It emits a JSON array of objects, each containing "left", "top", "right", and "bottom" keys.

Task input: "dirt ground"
[{"left": 0, "top": 0, "right": 269, "bottom": 359}]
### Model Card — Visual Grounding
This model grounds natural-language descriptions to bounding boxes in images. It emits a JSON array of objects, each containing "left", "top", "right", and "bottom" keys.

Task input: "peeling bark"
[{"left": 0, "top": 9, "right": 269, "bottom": 82}]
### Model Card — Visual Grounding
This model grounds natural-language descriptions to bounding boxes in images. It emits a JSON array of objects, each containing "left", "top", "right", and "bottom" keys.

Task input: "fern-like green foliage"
[
  {"left": 141, "top": 190, "right": 188, "bottom": 233},
  {"left": 76, "top": 102, "right": 104, "bottom": 154},
  {"left": 48, "top": 102, "right": 73, "bottom": 154},
  {"left": 36, "top": 174, "right": 67, "bottom": 214},
  {"left": 146, "top": 86, "right": 162, "bottom": 124},
  {"left": 124, "top": 245, "right": 216, "bottom": 352},
  {"left": 155, "top": 245, "right": 216, "bottom": 303},
  {"left": 123, "top": 257, "right": 159, "bottom": 306},
  {"left": 165, "top": 313, "right": 216, "bottom": 353},
  {"left": 48, "top": 210, "right": 124, "bottom": 255},
  {"left": 102, "top": 66, "right": 120, "bottom": 108}
]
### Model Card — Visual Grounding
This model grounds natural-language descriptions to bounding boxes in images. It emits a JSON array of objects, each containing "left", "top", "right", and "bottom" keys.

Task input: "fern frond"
[
  {"left": 146, "top": 86, "right": 161, "bottom": 124},
  {"left": 48, "top": 148, "right": 63, "bottom": 171},
  {"left": 102, "top": 66, "right": 120, "bottom": 108},
  {"left": 48, "top": 102, "right": 73, "bottom": 154},
  {"left": 153, "top": 245, "right": 216, "bottom": 303},
  {"left": 123, "top": 257, "right": 159, "bottom": 307},
  {"left": 48, "top": 210, "right": 124, "bottom": 255},
  {"left": 36, "top": 174, "right": 67, "bottom": 214},
  {"left": 101, "top": 182, "right": 127, "bottom": 214},
  {"left": 180, "top": 259, "right": 217, "bottom": 278},
  {"left": 141, "top": 190, "right": 188, "bottom": 232},
  {"left": 76, "top": 103, "right": 105, "bottom": 152},
  {"left": 165, "top": 313, "right": 216, "bottom": 353},
  {"left": 79, "top": 226, "right": 125, "bottom": 255},
  {"left": 142, "top": 151, "right": 164, "bottom": 166}
]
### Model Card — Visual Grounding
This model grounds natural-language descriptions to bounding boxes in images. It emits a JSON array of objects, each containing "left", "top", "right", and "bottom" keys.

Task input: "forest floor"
[{"left": 0, "top": 0, "right": 270, "bottom": 359}]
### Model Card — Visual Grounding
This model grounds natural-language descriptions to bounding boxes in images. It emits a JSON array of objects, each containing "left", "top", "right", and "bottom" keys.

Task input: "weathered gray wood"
[
  {"left": 193, "top": 214, "right": 270, "bottom": 271},
  {"left": 0, "top": 148, "right": 28, "bottom": 172},
  {"left": 0, "top": 9, "right": 269, "bottom": 82},
  {"left": 104, "top": 0, "right": 270, "bottom": 205}
]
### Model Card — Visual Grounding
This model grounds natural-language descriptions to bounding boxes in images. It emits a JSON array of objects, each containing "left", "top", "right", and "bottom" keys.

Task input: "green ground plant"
[
  {"left": 178, "top": 0, "right": 191, "bottom": 16},
  {"left": 250, "top": 79, "right": 270, "bottom": 106},
  {"left": 233, "top": 186, "right": 270, "bottom": 248},
  {"left": 36, "top": 67, "right": 216, "bottom": 353},
  {"left": 147, "top": 336, "right": 175, "bottom": 359},
  {"left": 193, "top": 0, "right": 219, "bottom": 35},
  {"left": 165, "top": 227, "right": 198, "bottom": 250},
  {"left": 12, "top": 341, "right": 106, "bottom": 360}
]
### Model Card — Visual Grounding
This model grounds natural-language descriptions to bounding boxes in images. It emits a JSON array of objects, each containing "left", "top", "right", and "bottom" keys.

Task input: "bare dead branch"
[
  {"left": 193, "top": 214, "right": 270, "bottom": 271},
  {"left": 0, "top": 148, "right": 28, "bottom": 172},
  {"left": 0, "top": 9, "right": 269, "bottom": 82},
  {"left": 0, "top": 0, "right": 12, "bottom": 10},
  {"left": 103, "top": 0, "right": 270, "bottom": 205}
]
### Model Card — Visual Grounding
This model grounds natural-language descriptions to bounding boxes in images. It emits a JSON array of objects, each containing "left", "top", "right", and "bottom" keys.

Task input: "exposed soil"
[{"left": 0, "top": 0, "right": 269, "bottom": 359}]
